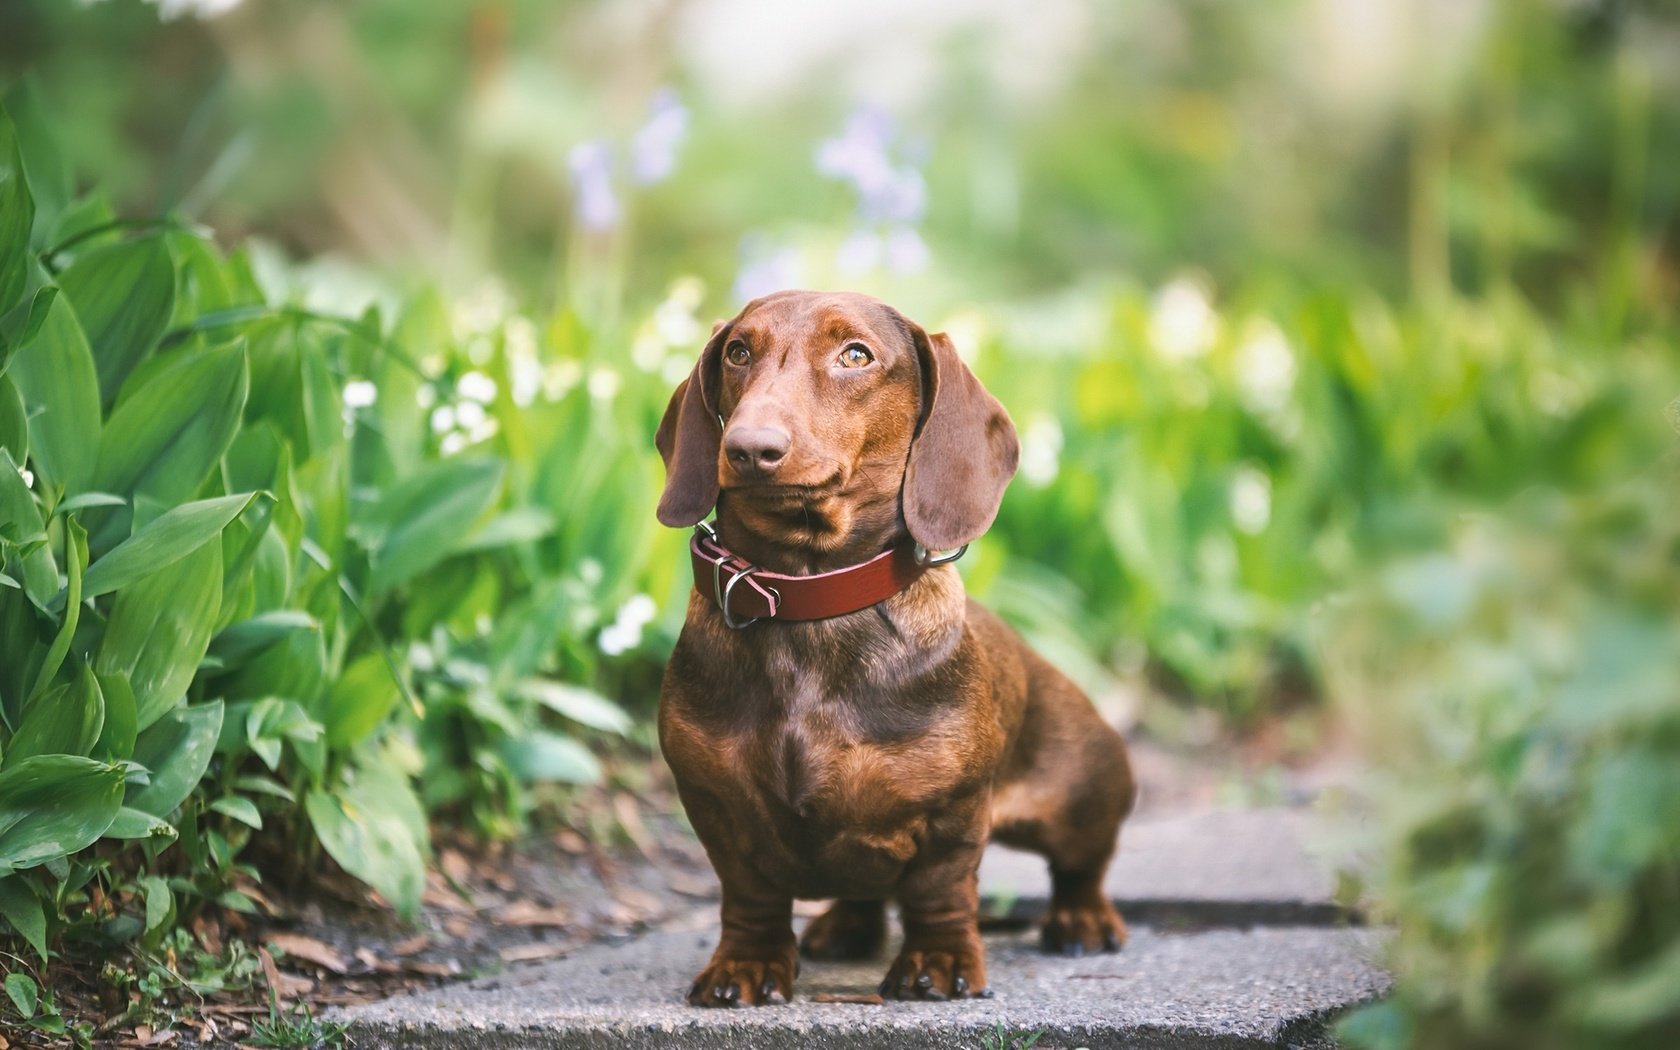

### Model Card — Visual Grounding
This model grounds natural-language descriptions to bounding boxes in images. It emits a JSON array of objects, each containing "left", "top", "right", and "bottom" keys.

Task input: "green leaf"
[
  {"left": 0, "top": 875, "right": 47, "bottom": 960},
  {"left": 103, "top": 806, "right": 176, "bottom": 842},
  {"left": 0, "top": 447, "right": 55, "bottom": 606},
  {"left": 28, "top": 518, "right": 85, "bottom": 702},
  {"left": 305, "top": 763, "right": 427, "bottom": 920},
  {"left": 94, "top": 340, "right": 248, "bottom": 505},
  {"left": 55, "top": 492, "right": 126, "bottom": 515},
  {"left": 456, "top": 507, "right": 557, "bottom": 552},
  {"left": 92, "top": 671, "right": 138, "bottom": 761},
  {"left": 95, "top": 539, "right": 222, "bottom": 731},
  {"left": 141, "top": 874, "right": 173, "bottom": 933},
  {"left": 231, "top": 775, "right": 293, "bottom": 803},
  {"left": 4, "top": 81, "right": 71, "bottom": 241},
  {"left": 206, "top": 610, "right": 317, "bottom": 668},
  {"left": 0, "top": 286, "right": 57, "bottom": 376},
  {"left": 360, "top": 458, "right": 503, "bottom": 596},
  {"left": 210, "top": 796, "right": 262, "bottom": 829},
  {"left": 0, "top": 755, "right": 125, "bottom": 876},
  {"left": 513, "top": 679, "right": 632, "bottom": 735},
  {"left": 324, "top": 651, "right": 401, "bottom": 751},
  {"left": 5, "top": 292, "right": 101, "bottom": 494},
  {"left": 78, "top": 491, "right": 259, "bottom": 601},
  {"left": 502, "top": 730, "right": 602, "bottom": 785},
  {"left": 56, "top": 236, "right": 176, "bottom": 405},
  {"left": 243, "top": 697, "right": 322, "bottom": 771},
  {"left": 125, "top": 702, "right": 223, "bottom": 818},
  {"left": 0, "top": 374, "right": 25, "bottom": 462},
  {"left": 0, "top": 106, "right": 34, "bottom": 314},
  {"left": 4, "top": 972, "right": 37, "bottom": 1020},
  {"left": 8, "top": 661, "right": 104, "bottom": 764}
]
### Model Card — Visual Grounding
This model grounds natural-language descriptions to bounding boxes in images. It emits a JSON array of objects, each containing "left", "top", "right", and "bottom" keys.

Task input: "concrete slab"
[
  {"left": 339, "top": 923, "right": 1388, "bottom": 1049},
  {"left": 980, "top": 808, "right": 1352, "bottom": 927}
]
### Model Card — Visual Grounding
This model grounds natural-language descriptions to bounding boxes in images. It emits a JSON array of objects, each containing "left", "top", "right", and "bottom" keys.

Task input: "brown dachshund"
[{"left": 655, "top": 290, "right": 1136, "bottom": 1006}]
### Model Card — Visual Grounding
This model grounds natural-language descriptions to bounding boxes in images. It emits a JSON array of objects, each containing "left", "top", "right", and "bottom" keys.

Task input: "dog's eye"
[
  {"left": 725, "top": 343, "right": 751, "bottom": 367},
  {"left": 838, "top": 343, "right": 874, "bottom": 368}
]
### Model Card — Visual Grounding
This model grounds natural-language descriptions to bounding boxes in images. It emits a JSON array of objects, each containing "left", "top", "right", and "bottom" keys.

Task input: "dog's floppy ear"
[
  {"left": 655, "top": 319, "right": 731, "bottom": 527},
  {"left": 903, "top": 324, "right": 1019, "bottom": 552}
]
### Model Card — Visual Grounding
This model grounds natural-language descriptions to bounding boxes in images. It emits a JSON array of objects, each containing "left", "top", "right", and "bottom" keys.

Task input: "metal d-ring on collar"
[
  {"left": 913, "top": 543, "right": 968, "bottom": 567},
  {"left": 695, "top": 521, "right": 781, "bottom": 629}
]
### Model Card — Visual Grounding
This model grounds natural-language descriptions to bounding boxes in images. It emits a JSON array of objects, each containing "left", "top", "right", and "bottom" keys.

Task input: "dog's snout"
[{"left": 725, "top": 426, "right": 791, "bottom": 478}]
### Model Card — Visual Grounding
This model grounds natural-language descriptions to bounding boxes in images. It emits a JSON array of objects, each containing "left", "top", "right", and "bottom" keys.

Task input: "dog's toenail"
[
  {"left": 978, "top": 987, "right": 995, "bottom": 999},
  {"left": 954, "top": 976, "right": 968, "bottom": 995},
  {"left": 916, "top": 974, "right": 932, "bottom": 989}
]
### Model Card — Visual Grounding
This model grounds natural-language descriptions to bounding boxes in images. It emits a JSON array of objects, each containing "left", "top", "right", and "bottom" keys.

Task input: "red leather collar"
[{"left": 690, "top": 524, "right": 959, "bottom": 628}]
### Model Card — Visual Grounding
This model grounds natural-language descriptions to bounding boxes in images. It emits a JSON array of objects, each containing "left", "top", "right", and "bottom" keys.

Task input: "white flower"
[
  {"left": 439, "top": 431, "right": 468, "bottom": 456},
  {"left": 1234, "top": 319, "right": 1296, "bottom": 416},
  {"left": 457, "top": 370, "right": 498, "bottom": 404},
  {"left": 455, "top": 400, "right": 487, "bottom": 430},
  {"left": 1149, "top": 276, "right": 1218, "bottom": 362},
  {"left": 1019, "top": 414, "right": 1063, "bottom": 488},
  {"left": 587, "top": 367, "right": 621, "bottom": 401},
  {"left": 653, "top": 296, "right": 702, "bottom": 348},
  {"left": 577, "top": 558, "right": 604, "bottom": 587},
  {"left": 342, "top": 379, "right": 378, "bottom": 409},
  {"left": 19, "top": 467, "right": 34, "bottom": 488},
  {"left": 543, "top": 360, "right": 583, "bottom": 401},
  {"left": 430, "top": 405, "right": 457, "bottom": 434},
  {"left": 416, "top": 384, "right": 438, "bottom": 409},
  {"left": 1230, "top": 466, "right": 1272, "bottom": 535},
  {"left": 598, "top": 622, "right": 638, "bottom": 656},
  {"left": 619, "top": 593, "right": 658, "bottom": 629},
  {"left": 147, "top": 0, "right": 244, "bottom": 20}
]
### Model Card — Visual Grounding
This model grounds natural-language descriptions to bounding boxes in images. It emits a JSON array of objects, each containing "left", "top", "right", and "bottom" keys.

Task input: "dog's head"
[{"left": 655, "top": 290, "right": 1018, "bottom": 553}]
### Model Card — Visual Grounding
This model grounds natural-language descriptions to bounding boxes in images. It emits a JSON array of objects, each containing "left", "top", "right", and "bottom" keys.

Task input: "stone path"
[{"left": 338, "top": 808, "right": 1387, "bottom": 1049}]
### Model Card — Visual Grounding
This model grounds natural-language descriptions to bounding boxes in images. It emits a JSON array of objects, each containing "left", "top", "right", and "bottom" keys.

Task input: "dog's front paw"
[
  {"left": 878, "top": 943, "right": 989, "bottom": 1001},
  {"left": 800, "top": 900, "right": 887, "bottom": 961},
  {"left": 687, "top": 946, "right": 798, "bottom": 1007},
  {"left": 1040, "top": 898, "right": 1127, "bottom": 956}
]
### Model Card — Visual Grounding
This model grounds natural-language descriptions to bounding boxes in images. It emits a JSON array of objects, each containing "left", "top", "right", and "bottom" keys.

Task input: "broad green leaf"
[
  {"left": 207, "top": 611, "right": 317, "bottom": 668},
  {"left": 125, "top": 701, "right": 223, "bottom": 818},
  {"left": 0, "top": 287, "right": 57, "bottom": 376},
  {"left": 95, "top": 540, "right": 222, "bottom": 730},
  {"left": 0, "top": 106, "right": 32, "bottom": 314},
  {"left": 242, "top": 697, "right": 322, "bottom": 771},
  {"left": 5, "top": 293, "right": 101, "bottom": 494},
  {"left": 79, "top": 491, "right": 259, "bottom": 600},
  {"left": 0, "top": 755, "right": 125, "bottom": 876},
  {"left": 305, "top": 763, "right": 427, "bottom": 920},
  {"left": 456, "top": 507, "right": 556, "bottom": 552},
  {"left": 3, "top": 81, "right": 70, "bottom": 241},
  {"left": 323, "top": 651, "right": 400, "bottom": 751},
  {"left": 28, "top": 518, "right": 85, "bottom": 701},
  {"left": 92, "top": 671, "right": 138, "bottom": 760},
  {"left": 0, "top": 875, "right": 47, "bottom": 960},
  {"left": 8, "top": 662, "right": 104, "bottom": 764},
  {"left": 4, "top": 972, "right": 37, "bottom": 1019},
  {"left": 0, "top": 375, "right": 25, "bottom": 463},
  {"left": 94, "top": 340, "right": 248, "bottom": 505},
  {"left": 209, "top": 796, "right": 262, "bottom": 829},
  {"left": 0, "top": 448, "right": 55, "bottom": 606},
  {"left": 502, "top": 730, "right": 602, "bottom": 785},
  {"left": 103, "top": 806, "right": 175, "bottom": 842},
  {"left": 141, "top": 873, "right": 172, "bottom": 933},
  {"left": 361, "top": 458, "right": 503, "bottom": 596},
  {"left": 57, "top": 236, "right": 176, "bottom": 405},
  {"left": 513, "top": 679, "right": 632, "bottom": 735},
  {"left": 217, "top": 625, "right": 328, "bottom": 711},
  {"left": 231, "top": 775, "right": 293, "bottom": 803},
  {"left": 55, "top": 492, "right": 126, "bottom": 515}
]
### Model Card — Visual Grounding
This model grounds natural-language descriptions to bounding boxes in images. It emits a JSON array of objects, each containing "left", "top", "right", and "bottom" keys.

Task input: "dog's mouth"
[{"left": 721, "top": 467, "right": 846, "bottom": 499}]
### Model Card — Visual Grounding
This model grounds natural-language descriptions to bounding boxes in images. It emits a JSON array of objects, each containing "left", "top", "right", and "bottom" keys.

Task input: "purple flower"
[
  {"left": 884, "top": 227, "right": 929, "bottom": 275},
  {"left": 733, "top": 235, "right": 804, "bottom": 304},
  {"left": 568, "top": 140, "right": 619, "bottom": 232},
  {"left": 632, "top": 89, "right": 688, "bottom": 186}
]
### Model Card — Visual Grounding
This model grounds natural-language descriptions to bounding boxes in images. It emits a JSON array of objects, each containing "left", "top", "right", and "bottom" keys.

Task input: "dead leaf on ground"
[
  {"left": 266, "top": 932, "right": 350, "bottom": 974},
  {"left": 403, "top": 958, "right": 463, "bottom": 977},
  {"left": 491, "top": 900, "right": 572, "bottom": 927},
  {"left": 439, "top": 848, "right": 473, "bottom": 885},
  {"left": 354, "top": 947, "right": 402, "bottom": 974},
  {"left": 391, "top": 933, "right": 431, "bottom": 955},
  {"left": 662, "top": 869, "right": 718, "bottom": 899},
  {"left": 613, "top": 792, "right": 658, "bottom": 860},
  {"left": 809, "top": 992, "right": 885, "bottom": 1005},
  {"left": 499, "top": 941, "right": 575, "bottom": 963},
  {"left": 554, "top": 828, "right": 588, "bottom": 855}
]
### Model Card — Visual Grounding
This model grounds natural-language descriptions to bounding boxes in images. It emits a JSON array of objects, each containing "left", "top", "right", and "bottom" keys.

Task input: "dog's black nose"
[{"left": 725, "top": 426, "right": 791, "bottom": 477}]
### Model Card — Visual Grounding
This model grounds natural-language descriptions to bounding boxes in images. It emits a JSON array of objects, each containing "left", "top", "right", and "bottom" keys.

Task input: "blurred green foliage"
[{"left": 0, "top": 1, "right": 1677, "bottom": 1046}]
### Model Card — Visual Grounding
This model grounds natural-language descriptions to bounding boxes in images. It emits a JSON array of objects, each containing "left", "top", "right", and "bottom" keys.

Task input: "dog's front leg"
[
  {"left": 688, "top": 878, "right": 798, "bottom": 1007},
  {"left": 880, "top": 812, "right": 991, "bottom": 1000}
]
